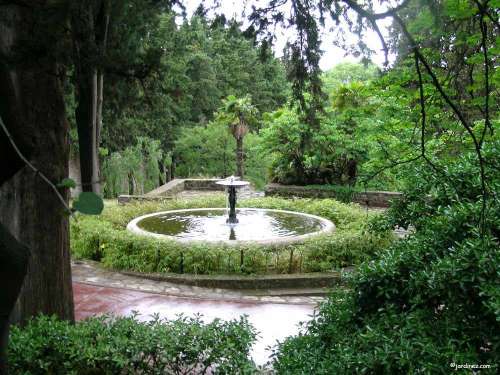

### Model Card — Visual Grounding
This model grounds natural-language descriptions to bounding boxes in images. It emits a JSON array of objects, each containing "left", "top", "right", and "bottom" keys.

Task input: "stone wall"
[
  {"left": 145, "top": 179, "right": 186, "bottom": 197},
  {"left": 265, "top": 183, "right": 402, "bottom": 208},
  {"left": 120, "top": 269, "right": 342, "bottom": 289},
  {"left": 184, "top": 179, "right": 226, "bottom": 191},
  {"left": 117, "top": 195, "right": 173, "bottom": 204},
  {"left": 118, "top": 178, "right": 229, "bottom": 202},
  {"left": 145, "top": 178, "right": 232, "bottom": 197},
  {"left": 353, "top": 191, "right": 403, "bottom": 208}
]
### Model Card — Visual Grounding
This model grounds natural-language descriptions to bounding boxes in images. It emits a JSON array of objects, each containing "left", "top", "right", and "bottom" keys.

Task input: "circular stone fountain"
[{"left": 127, "top": 177, "right": 335, "bottom": 245}]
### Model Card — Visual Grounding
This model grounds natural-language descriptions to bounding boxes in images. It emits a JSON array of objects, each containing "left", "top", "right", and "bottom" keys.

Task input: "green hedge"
[
  {"left": 71, "top": 197, "right": 394, "bottom": 275},
  {"left": 270, "top": 150, "right": 500, "bottom": 373},
  {"left": 8, "top": 314, "right": 256, "bottom": 374}
]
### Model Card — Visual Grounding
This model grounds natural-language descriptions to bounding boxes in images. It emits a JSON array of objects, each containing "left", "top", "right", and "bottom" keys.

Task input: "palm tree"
[{"left": 219, "top": 95, "right": 258, "bottom": 178}]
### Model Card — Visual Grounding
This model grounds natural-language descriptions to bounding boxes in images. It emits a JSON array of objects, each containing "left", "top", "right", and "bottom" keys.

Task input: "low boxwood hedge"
[
  {"left": 8, "top": 314, "right": 256, "bottom": 374},
  {"left": 71, "top": 196, "right": 394, "bottom": 275}
]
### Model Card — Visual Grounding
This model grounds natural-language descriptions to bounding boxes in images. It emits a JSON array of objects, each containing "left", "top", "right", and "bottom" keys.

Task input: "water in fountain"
[{"left": 127, "top": 177, "right": 335, "bottom": 244}]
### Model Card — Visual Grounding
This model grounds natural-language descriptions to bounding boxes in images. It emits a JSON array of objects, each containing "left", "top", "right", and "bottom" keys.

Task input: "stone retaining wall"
[
  {"left": 117, "top": 195, "right": 173, "bottom": 204},
  {"left": 119, "top": 178, "right": 244, "bottom": 203},
  {"left": 145, "top": 178, "right": 231, "bottom": 197},
  {"left": 144, "top": 179, "right": 186, "bottom": 197},
  {"left": 265, "top": 183, "right": 402, "bottom": 207},
  {"left": 120, "top": 270, "right": 343, "bottom": 289},
  {"left": 184, "top": 179, "right": 226, "bottom": 191}
]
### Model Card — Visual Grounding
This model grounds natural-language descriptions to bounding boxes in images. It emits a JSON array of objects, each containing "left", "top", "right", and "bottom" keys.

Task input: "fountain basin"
[{"left": 127, "top": 208, "right": 335, "bottom": 246}]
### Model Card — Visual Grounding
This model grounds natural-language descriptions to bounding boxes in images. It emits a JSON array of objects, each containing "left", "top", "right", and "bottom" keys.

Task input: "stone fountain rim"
[{"left": 126, "top": 207, "right": 335, "bottom": 246}]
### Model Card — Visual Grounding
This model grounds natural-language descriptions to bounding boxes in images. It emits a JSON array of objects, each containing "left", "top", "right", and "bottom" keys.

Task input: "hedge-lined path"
[{"left": 72, "top": 264, "right": 318, "bottom": 365}]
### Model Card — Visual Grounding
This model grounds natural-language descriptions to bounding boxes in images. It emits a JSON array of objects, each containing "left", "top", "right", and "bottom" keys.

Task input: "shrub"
[
  {"left": 260, "top": 104, "right": 370, "bottom": 186},
  {"left": 8, "top": 314, "right": 257, "bottom": 374},
  {"left": 102, "top": 137, "right": 164, "bottom": 198},
  {"left": 271, "top": 149, "right": 500, "bottom": 373},
  {"left": 70, "top": 197, "right": 394, "bottom": 275}
]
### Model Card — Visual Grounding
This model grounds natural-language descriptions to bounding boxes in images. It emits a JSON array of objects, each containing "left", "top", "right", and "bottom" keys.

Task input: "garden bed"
[{"left": 71, "top": 196, "right": 394, "bottom": 275}]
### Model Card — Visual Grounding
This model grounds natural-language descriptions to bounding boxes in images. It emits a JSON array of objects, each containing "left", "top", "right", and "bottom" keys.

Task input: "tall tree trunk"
[
  {"left": 158, "top": 161, "right": 165, "bottom": 186},
  {"left": 72, "top": 0, "right": 110, "bottom": 195},
  {"left": 223, "top": 142, "right": 228, "bottom": 178},
  {"left": 75, "top": 68, "right": 100, "bottom": 194},
  {"left": 0, "top": 3, "right": 73, "bottom": 371},
  {"left": 171, "top": 155, "right": 176, "bottom": 180},
  {"left": 236, "top": 137, "right": 244, "bottom": 177}
]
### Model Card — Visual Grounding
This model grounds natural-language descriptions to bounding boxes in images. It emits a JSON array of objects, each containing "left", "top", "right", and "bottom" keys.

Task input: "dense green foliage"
[
  {"left": 321, "top": 62, "right": 380, "bottom": 93},
  {"left": 237, "top": 0, "right": 500, "bottom": 373},
  {"left": 94, "top": 9, "right": 290, "bottom": 195},
  {"left": 174, "top": 120, "right": 270, "bottom": 189},
  {"left": 161, "top": 60, "right": 405, "bottom": 191},
  {"left": 260, "top": 102, "right": 366, "bottom": 185},
  {"left": 8, "top": 314, "right": 256, "bottom": 374},
  {"left": 65, "top": 1, "right": 499, "bottom": 372},
  {"left": 71, "top": 197, "right": 394, "bottom": 275},
  {"left": 272, "top": 146, "right": 500, "bottom": 373},
  {"left": 102, "top": 137, "right": 165, "bottom": 197},
  {"left": 99, "top": 11, "right": 288, "bottom": 153},
  {"left": 256, "top": 56, "right": 427, "bottom": 189},
  {"left": 98, "top": 40, "right": 418, "bottom": 195}
]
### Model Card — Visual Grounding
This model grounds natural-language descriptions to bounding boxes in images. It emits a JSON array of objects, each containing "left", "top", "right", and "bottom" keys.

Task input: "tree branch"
[
  {"left": 472, "top": 0, "right": 500, "bottom": 31},
  {"left": 343, "top": 0, "right": 490, "bottom": 230},
  {"left": 477, "top": 3, "right": 493, "bottom": 145},
  {"left": 340, "top": 0, "right": 411, "bottom": 20},
  {"left": 391, "top": 14, "right": 488, "bottom": 231}
]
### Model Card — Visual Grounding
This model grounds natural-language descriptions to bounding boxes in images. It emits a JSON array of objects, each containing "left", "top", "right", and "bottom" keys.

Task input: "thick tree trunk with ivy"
[{"left": 0, "top": 4, "right": 73, "bottom": 372}]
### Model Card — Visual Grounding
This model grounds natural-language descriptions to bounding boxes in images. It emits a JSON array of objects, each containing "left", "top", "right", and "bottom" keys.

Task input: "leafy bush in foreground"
[
  {"left": 8, "top": 314, "right": 256, "bottom": 374},
  {"left": 71, "top": 197, "right": 394, "bottom": 275},
  {"left": 271, "top": 150, "right": 500, "bottom": 373}
]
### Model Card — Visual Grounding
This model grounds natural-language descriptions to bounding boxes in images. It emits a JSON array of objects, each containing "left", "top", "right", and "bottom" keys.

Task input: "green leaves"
[
  {"left": 8, "top": 314, "right": 257, "bottom": 373},
  {"left": 57, "top": 179, "right": 104, "bottom": 217},
  {"left": 72, "top": 192, "right": 104, "bottom": 215},
  {"left": 271, "top": 145, "right": 500, "bottom": 374},
  {"left": 57, "top": 178, "right": 76, "bottom": 189}
]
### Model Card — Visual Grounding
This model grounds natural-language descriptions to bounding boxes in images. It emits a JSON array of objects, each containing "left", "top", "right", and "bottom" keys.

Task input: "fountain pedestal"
[
  {"left": 227, "top": 186, "right": 238, "bottom": 223},
  {"left": 216, "top": 177, "right": 250, "bottom": 224}
]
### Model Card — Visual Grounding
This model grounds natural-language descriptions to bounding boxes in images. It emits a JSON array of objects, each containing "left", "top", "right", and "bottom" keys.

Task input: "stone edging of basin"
[
  {"left": 118, "top": 268, "right": 349, "bottom": 290},
  {"left": 126, "top": 208, "right": 335, "bottom": 246}
]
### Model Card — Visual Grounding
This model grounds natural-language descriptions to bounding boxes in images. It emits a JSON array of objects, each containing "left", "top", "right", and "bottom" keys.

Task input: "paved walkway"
[
  {"left": 72, "top": 260, "right": 325, "bottom": 305},
  {"left": 72, "top": 262, "right": 318, "bottom": 365}
]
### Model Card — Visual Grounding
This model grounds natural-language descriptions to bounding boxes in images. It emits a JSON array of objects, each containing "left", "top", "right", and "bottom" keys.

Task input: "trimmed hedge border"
[{"left": 71, "top": 196, "right": 394, "bottom": 276}]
